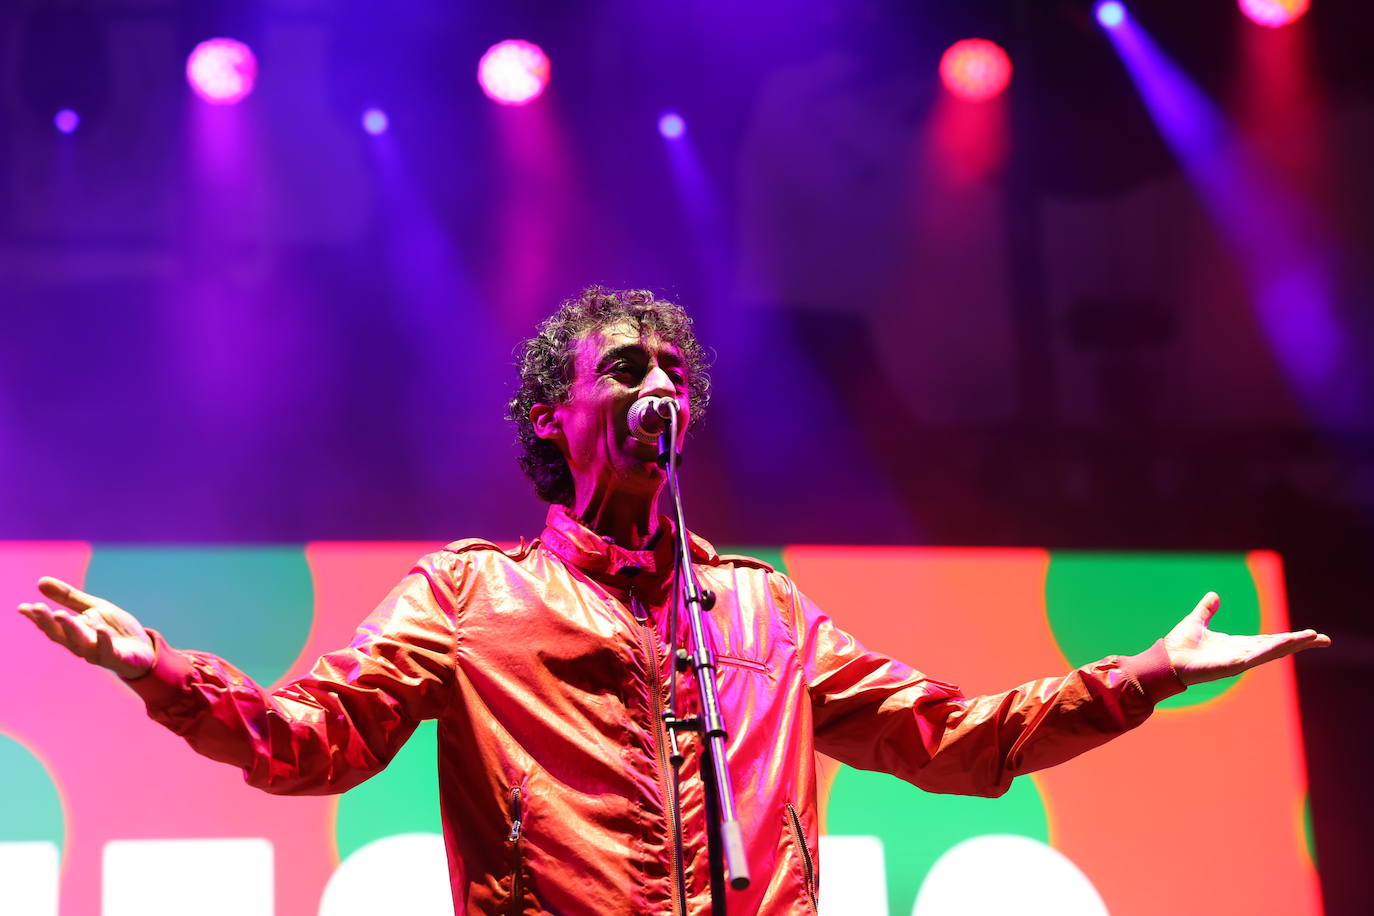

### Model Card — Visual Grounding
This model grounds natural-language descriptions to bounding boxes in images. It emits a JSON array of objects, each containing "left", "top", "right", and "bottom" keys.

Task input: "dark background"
[{"left": 2, "top": 1, "right": 1370, "bottom": 910}]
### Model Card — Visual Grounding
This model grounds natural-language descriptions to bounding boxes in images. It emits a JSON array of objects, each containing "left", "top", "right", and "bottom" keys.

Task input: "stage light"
[
  {"left": 1238, "top": 0, "right": 1309, "bottom": 27},
  {"left": 939, "top": 39, "right": 1012, "bottom": 102},
  {"left": 477, "top": 40, "right": 550, "bottom": 106},
  {"left": 54, "top": 109, "right": 80, "bottom": 134},
  {"left": 362, "top": 108, "right": 389, "bottom": 135},
  {"left": 1096, "top": 1, "right": 1127, "bottom": 28},
  {"left": 186, "top": 38, "right": 257, "bottom": 105},
  {"left": 658, "top": 112, "right": 686, "bottom": 140}
]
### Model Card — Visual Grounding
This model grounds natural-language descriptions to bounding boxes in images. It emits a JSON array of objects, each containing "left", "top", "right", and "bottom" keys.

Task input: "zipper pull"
[
  {"left": 509, "top": 787, "right": 523, "bottom": 842},
  {"left": 629, "top": 585, "right": 649, "bottom": 622}
]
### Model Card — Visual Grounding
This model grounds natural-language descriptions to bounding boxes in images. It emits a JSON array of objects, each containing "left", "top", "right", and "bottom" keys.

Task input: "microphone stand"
[{"left": 657, "top": 402, "right": 750, "bottom": 915}]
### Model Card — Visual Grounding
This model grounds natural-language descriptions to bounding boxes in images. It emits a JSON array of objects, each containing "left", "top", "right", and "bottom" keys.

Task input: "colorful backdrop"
[{"left": 0, "top": 542, "right": 1319, "bottom": 915}]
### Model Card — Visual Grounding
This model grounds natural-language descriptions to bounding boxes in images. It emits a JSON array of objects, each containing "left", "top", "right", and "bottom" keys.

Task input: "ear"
[{"left": 530, "top": 403, "right": 561, "bottom": 441}]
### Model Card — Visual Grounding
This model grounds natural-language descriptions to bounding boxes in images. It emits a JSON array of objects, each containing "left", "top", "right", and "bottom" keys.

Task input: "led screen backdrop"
[{"left": 0, "top": 544, "right": 1319, "bottom": 915}]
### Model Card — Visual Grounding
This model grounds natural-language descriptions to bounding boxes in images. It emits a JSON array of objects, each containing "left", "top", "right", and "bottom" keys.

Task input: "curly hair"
[{"left": 507, "top": 287, "right": 712, "bottom": 505}]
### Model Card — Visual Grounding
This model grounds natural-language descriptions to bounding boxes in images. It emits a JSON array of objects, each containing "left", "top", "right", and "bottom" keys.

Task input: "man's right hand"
[{"left": 17, "top": 577, "right": 156, "bottom": 680}]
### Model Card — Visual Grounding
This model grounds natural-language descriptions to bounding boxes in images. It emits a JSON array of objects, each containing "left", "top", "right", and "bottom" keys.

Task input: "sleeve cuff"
[
  {"left": 121, "top": 629, "right": 197, "bottom": 708},
  {"left": 1120, "top": 638, "right": 1187, "bottom": 705}
]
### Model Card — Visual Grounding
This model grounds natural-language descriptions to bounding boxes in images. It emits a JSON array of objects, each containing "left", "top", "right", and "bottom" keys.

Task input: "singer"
[{"left": 17, "top": 287, "right": 1330, "bottom": 915}]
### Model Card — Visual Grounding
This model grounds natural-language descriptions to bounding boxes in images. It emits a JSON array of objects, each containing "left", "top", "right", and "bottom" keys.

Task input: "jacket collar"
[{"left": 540, "top": 504, "right": 716, "bottom": 579}]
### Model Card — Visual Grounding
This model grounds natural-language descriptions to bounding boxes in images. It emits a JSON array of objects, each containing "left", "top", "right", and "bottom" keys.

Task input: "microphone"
[{"left": 628, "top": 396, "right": 676, "bottom": 444}]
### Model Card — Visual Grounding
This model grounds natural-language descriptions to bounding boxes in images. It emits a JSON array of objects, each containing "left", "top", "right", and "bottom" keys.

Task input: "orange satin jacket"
[{"left": 128, "top": 506, "right": 1184, "bottom": 915}]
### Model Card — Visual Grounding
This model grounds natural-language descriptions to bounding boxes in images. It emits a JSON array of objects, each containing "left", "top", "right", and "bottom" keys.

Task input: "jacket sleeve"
[
  {"left": 122, "top": 551, "right": 465, "bottom": 796},
  {"left": 792, "top": 582, "right": 1186, "bottom": 798}
]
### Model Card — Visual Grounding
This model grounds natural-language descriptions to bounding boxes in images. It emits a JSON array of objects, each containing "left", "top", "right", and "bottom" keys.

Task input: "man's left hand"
[{"left": 1165, "top": 592, "right": 1331, "bottom": 686}]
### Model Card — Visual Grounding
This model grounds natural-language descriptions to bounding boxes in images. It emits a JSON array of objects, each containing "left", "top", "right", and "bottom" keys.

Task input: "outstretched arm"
[
  {"left": 16, "top": 559, "right": 463, "bottom": 795},
  {"left": 798, "top": 582, "right": 1330, "bottom": 798},
  {"left": 1164, "top": 591, "right": 1330, "bottom": 685}
]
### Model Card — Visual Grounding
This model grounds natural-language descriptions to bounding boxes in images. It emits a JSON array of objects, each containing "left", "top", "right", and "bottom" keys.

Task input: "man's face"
[{"left": 537, "top": 320, "right": 691, "bottom": 495}]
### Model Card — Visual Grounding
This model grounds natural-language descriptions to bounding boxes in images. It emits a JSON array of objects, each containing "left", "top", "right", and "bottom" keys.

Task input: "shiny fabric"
[{"left": 128, "top": 506, "right": 1184, "bottom": 915}]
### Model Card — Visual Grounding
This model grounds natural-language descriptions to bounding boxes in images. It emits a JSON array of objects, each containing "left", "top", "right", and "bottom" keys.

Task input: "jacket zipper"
[
  {"left": 634, "top": 592, "right": 686, "bottom": 916},
  {"left": 509, "top": 786, "right": 524, "bottom": 915},
  {"left": 786, "top": 802, "right": 819, "bottom": 914}
]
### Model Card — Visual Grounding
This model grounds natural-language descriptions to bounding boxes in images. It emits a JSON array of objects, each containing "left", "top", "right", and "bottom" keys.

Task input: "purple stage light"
[
  {"left": 186, "top": 38, "right": 258, "bottom": 105},
  {"left": 658, "top": 112, "right": 686, "bottom": 140},
  {"left": 54, "top": 109, "right": 80, "bottom": 134},
  {"left": 477, "top": 40, "right": 550, "bottom": 106},
  {"left": 1096, "top": 1, "right": 1127, "bottom": 28},
  {"left": 939, "top": 39, "right": 1012, "bottom": 102},
  {"left": 362, "top": 108, "right": 389, "bottom": 135},
  {"left": 1239, "top": 0, "right": 1309, "bottom": 27}
]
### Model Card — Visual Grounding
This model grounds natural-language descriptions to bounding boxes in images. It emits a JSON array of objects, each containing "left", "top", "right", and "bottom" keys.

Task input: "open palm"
[
  {"left": 17, "top": 576, "right": 155, "bottom": 679},
  {"left": 1163, "top": 592, "right": 1330, "bottom": 686}
]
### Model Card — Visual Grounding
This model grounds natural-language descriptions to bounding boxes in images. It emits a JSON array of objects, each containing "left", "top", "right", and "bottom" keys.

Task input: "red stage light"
[
  {"left": 939, "top": 39, "right": 1013, "bottom": 102},
  {"left": 1239, "top": 0, "right": 1310, "bottom": 27}
]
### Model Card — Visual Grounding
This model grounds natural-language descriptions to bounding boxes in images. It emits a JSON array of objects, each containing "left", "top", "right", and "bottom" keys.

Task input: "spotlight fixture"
[
  {"left": 477, "top": 40, "right": 550, "bottom": 106},
  {"left": 186, "top": 38, "right": 258, "bottom": 105},
  {"left": 658, "top": 112, "right": 686, "bottom": 140},
  {"left": 361, "top": 108, "right": 389, "bottom": 135},
  {"left": 939, "top": 39, "right": 1013, "bottom": 102},
  {"left": 1096, "top": 2, "right": 1127, "bottom": 28},
  {"left": 1238, "top": 0, "right": 1310, "bottom": 27}
]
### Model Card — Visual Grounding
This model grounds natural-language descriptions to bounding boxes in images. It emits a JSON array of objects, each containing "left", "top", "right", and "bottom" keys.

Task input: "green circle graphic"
[
  {"left": 0, "top": 733, "right": 65, "bottom": 853},
  {"left": 86, "top": 546, "right": 315, "bottom": 686},
  {"left": 1046, "top": 553, "right": 1262, "bottom": 709},
  {"left": 826, "top": 765, "right": 1048, "bottom": 916},
  {"left": 1303, "top": 793, "right": 1316, "bottom": 867},
  {"left": 335, "top": 720, "right": 442, "bottom": 861}
]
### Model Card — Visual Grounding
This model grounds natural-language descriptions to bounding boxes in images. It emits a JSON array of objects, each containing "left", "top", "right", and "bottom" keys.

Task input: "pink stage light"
[
  {"left": 186, "top": 38, "right": 258, "bottom": 105},
  {"left": 54, "top": 109, "right": 80, "bottom": 134},
  {"left": 477, "top": 40, "right": 550, "bottom": 106},
  {"left": 939, "top": 39, "right": 1013, "bottom": 102},
  {"left": 1238, "top": 0, "right": 1310, "bottom": 27}
]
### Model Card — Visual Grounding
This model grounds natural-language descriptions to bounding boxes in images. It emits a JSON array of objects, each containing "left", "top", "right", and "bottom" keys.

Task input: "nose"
[{"left": 639, "top": 364, "right": 677, "bottom": 399}]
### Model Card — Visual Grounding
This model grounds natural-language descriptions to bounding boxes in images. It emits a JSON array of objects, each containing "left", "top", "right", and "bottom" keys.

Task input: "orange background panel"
[{"left": 781, "top": 545, "right": 1066, "bottom": 694}]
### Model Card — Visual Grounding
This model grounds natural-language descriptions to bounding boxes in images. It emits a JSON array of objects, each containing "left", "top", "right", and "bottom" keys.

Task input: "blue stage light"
[
  {"left": 1096, "top": 1, "right": 1126, "bottom": 28},
  {"left": 362, "top": 108, "right": 389, "bottom": 135},
  {"left": 658, "top": 112, "right": 686, "bottom": 140}
]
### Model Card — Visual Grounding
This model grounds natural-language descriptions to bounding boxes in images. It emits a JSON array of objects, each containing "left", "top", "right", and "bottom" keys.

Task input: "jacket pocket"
[
  {"left": 508, "top": 786, "right": 525, "bottom": 915},
  {"left": 785, "top": 802, "right": 819, "bottom": 914},
  {"left": 715, "top": 654, "right": 771, "bottom": 676}
]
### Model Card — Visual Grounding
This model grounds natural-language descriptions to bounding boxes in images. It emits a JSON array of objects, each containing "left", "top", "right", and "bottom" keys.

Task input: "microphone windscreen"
[{"left": 628, "top": 397, "right": 668, "bottom": 443}]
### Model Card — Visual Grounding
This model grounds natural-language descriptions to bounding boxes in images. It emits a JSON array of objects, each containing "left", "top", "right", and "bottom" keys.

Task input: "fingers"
[
  {"left": 1245, "top": 630, "right": 1332, "bottom": 669},
  {"left": 17, "top": 601, "right": 98, "bottom": 659},
  {"left": 37, "top": 576, "right": 100, "bottom": 613},
  {"left": 1189, "top": 592, "right": 1221, "bottom": 627},
  {"left": 17, "top": 601, "right": 65, "bottom": 643},
  {"left": 1276, "top": 629, "right": 1331, "bottom": 650},
  {"left": 54, "top": 609, "right": 100, "bottom": 659},
  {"left": 95, "top": 625, "right": 116, "bottom": 660},
  {"left": 1259, "top": 629, "right": 1331, "bottom": 651}
]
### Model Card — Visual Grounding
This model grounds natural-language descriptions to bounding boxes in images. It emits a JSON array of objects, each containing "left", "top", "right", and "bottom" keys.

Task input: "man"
[{"left": 18, "top": 287, "right": 1330, "bottom": 915}]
